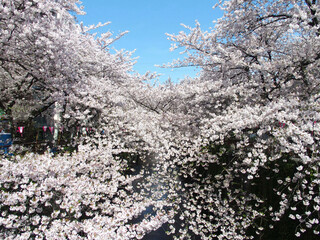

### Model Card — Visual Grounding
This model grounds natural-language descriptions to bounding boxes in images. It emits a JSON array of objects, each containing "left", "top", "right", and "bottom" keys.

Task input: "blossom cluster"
[{"left": 0, "top": 144, "right": 168, "bottom": 239}]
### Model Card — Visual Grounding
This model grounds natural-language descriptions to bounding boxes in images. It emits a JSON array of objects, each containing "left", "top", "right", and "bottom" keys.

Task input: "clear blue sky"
[{"left": 77, "top": 0, "right": 222, "bottom": 83}]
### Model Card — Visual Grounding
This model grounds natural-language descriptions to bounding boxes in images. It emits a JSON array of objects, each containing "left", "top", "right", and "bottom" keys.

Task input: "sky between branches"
[{"left": 77, "top": 0, "right": 222, "bottom": 83}]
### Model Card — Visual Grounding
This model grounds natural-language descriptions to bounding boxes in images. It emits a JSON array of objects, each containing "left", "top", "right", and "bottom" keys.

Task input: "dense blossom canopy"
[
  {"left": 151, "top": 0, "right": 320, "bottom": 239},
  {"left": 1, "top": 0, "right": 320, "bottom": 239}
]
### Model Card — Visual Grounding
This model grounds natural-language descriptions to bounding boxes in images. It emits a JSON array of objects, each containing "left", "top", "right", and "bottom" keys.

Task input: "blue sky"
[{"left": 77, "top": 0, "right": 222, "bottom": 83}]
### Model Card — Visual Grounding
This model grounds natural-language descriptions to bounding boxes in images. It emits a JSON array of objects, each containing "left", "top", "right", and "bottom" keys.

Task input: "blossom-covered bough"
[{"left": 0, "top": 143, "right": 171, "bottom": 239}]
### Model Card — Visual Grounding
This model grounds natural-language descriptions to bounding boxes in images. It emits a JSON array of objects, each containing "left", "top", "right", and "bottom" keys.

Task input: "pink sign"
[
  {"left": 49, "top": 127, "right": 54, "bottom": 134},
  {"left": 18, "top": 126, "right": 24, "bottom": 137},
  {"left": 43, "top": 126, "right": 47, "bottom": 132},
  {"left": 18, "top": 126, "right": 24, "bottom": 133}
]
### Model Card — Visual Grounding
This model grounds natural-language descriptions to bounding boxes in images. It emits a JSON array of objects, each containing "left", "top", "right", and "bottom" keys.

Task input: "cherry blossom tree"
[
  {"left": 0, "top": 1, "right": 171, "bottom": 239},
  {"left": 0, "top": 0, "right": 135, "bottom": 140},
  {"left": 0, "top": 0, "right": 78, "bottom": 123},
  {"left": 136, "top": 0, "right": 320, "bottom": 239}
]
